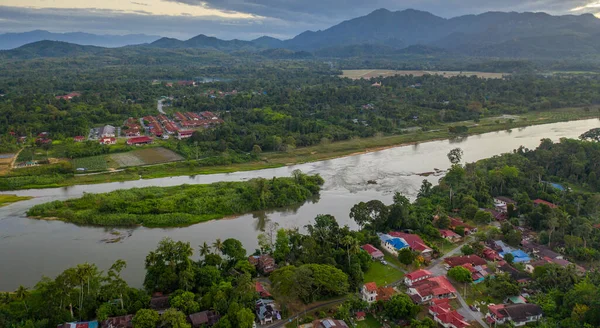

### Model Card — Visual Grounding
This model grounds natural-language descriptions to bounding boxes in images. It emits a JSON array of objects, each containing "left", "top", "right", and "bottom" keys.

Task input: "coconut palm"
[
  {"left": 15, "top": 285, "right": 29, "bottom": 311},
  {"left": 212, "top": 238, "right": 224, "bottom": 254},
  {"left": 199, "top": 241, "right": 211, "bottom": 257}
]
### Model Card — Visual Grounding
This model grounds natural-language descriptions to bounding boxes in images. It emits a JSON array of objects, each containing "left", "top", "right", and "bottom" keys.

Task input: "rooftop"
[{"left": 405, "top": 269, "right": 433, "bottom": 281}]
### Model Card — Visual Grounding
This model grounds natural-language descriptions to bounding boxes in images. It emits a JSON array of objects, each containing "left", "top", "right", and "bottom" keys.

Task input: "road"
[{"left": 157, "top": 99, "right": 165, "bottom": 114}]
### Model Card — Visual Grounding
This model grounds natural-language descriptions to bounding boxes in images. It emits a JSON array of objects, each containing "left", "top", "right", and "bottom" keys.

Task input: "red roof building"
[
  {"left": 177, "top": 130, "right": 194, "bottom": 140},
  {"left": 439, "top": 229, "right": 462, "bottom": 242},
  {"left": 364, "top": 282, "right": 377, "bottom": 292},
  {"left": 376, "top": 286, "right": 395, "bottom": 302},
  {"left": 388, "top": 232, "right": 432, "bottom": 257},
  {"left": 407, "top": 276, "right": 457, "bottom": 304},
  {"left": 101, "top": 315, "right": 133, "bottom": 328},
  {"left": 533, "top": 199, "right": 558, "bottom": 209},
  {"left": 444, "top": 255, "right": 487, "bottom": 269},
  {"left": 99, "top": 137, "right": 116, "bottom": 145},
  {"left": 435, "top": 310, "right": 470, "bottom": 328},
  {"left": 126, "top": 136, "right": 153, "bottom": 145},
  {"left": 487, "top": 303, "right": 542, "bottom": 326},
  {"left": 404, "top": 269, "right": 433, "bottom": 286},
  {"left": 361, "top": 244, "right": 384, "bottom": 259},
  {"left": 448, "top": 217, "right": 475, "bottom": 234},
  {"left": 55, "top": 92, "right": 81, "bottom": 100},
  {"left": 255, "top": 281, "right": 272, "bottom": 298},
  {"left": 74, "top": 136, "right": 85, "bottom": 142},
  {"left": 483, "top": 248, "right": 503, "bottom": 261},
  {"left": 174, "top": 112, "right": 187, "bottom": 121},
  {"left": 361, "top": 282, "right": 378, "bottom": 303}
]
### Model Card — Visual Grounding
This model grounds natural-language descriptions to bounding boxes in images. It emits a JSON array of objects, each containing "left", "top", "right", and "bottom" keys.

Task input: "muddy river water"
[{"left": 1, "top": 119, "right": 598, "bottom": 290}]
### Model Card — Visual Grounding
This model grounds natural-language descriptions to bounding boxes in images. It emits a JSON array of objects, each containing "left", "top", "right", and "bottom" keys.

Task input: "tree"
[
  {"left": 213, "top": 238, "right": 224, "bottom": 254},
  {"left": 398, "top": 248, "right": 416, "bottom": 265},
  {"left": 447, "top": 148, "right": 463, "bottom": 165},
  {"left": 461, "top": 204, "right": 478, "bottom": 221},
  {"left": 504, "top": 253, "right": 515, "bottom": 264},
  {"left": 448, "top": 266, "right": 472, "bottom": 283},
  {"left": 235, "top": 308, "right": 255, "bottom": 328},
  {"left": 461, "top": 244, "right": 474, "bottom": 255},
  {"left": 144, "top": 238, "right": 194, "bottom": 293},
  {"left": 101, "top": 259, "right": 128, "bottom": 310},
  {"left": 580, "top": 128, "right": 600, "bottom": 142},
  {"left": 474, "top": 210, "right": 494, "bottom": 224},
  {"left": 15, "top": 285, "right": 29, "bottom": 311},
  {"left": 170, "top": 291, "right": 199, "bottom": 315},
  {"left": 221, "top": 238, "right": 247, "bottom": 261},
  {"left": 199, "top": 242, "right": 211, "bottom": 257},
  {"left": 418, "top": 180, "right": 433, "bottom": 198},
  {"left": 273, "top": 229, "right": 291, "bottom": 263},
  {"left": 435, "top": 215, "right": 450, "bottom": 229},
  {"left": 383, "top": 294, "right": 419, "bottom": 320},
  {"left": 132, "top": 309, "right": 159, "bottom": 328},
  {"left": 161, "top": 308, "right": 191, "bottom": 328}
]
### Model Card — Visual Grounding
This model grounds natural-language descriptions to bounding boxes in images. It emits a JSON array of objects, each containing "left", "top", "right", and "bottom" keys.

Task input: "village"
[{"left": 56, "top": 194, "right": 584, "bottom": 328}]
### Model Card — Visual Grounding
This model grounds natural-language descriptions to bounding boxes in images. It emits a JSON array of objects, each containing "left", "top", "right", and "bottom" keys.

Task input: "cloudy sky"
[{"left": 1, "top": 0, "right": 600, "bottom": 40}]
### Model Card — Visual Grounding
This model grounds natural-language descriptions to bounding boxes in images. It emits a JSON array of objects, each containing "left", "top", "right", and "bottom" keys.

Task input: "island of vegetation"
[
  {"left": 26, "top": 171, "right": 323, "bottom": 227},
  {"left": 0, "top": 194, "right": 32, "bottom": 207}
]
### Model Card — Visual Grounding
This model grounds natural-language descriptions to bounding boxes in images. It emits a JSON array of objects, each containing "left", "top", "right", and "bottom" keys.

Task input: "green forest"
[{"left": 26, "top": 171, "right": 323, "bottom": 227}]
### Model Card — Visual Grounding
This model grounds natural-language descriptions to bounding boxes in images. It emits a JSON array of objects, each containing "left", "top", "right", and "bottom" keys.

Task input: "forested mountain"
[
  {"left": 150, "top": 34, "right": 265, "bottom": 51},
  {"left": 0, "top": 30, "right": 160, "bottom": 50}
]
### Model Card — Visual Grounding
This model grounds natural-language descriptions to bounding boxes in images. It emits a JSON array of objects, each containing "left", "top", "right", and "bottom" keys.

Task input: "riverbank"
[
  {"left": 0, "top": 194, "right": 33, "bottom": 207},
  {"left": 2, "top": 107, "right": 598, "bottom": 191},
  {"left": 26, "top": 173, "right": 324, "bottom": 227}
]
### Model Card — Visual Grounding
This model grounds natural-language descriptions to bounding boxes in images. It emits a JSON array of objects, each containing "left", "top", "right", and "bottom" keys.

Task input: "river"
[{"left": 0, "top": 119, "right": 598, "bottom": 290}]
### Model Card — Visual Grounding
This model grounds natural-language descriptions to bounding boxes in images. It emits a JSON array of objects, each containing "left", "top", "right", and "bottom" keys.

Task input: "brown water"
[{"left": 1, "top": 119, "right": 598, "bottom": 290}]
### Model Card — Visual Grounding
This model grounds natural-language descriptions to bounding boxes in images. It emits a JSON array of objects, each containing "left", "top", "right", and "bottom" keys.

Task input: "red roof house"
[
  {"left": 361, "top": 244, "right": 384, "bottom": 260},
  {"left": 533, "top": 199, "right": 558, "bottom": 209},
  {"left": 483, "top": 248, "right": 503, "bottom": 261},
  {"left": 439, "top": 229, "right": 462, "bottom": 242},
  {"left": 404, "top": 269, "right": 433, "bottom": 286},
  {"left": 255, "top": 281, "right": 271, "bottom": 298},
  {"left": 435, "top": 310, "right": 470, "bottom": 328},
  {"left": 99, "top": 137, "right": 116, "bottom": 145},
  {"left": 407, "top": 276, "right": 457, "bottom": 304},
  {"left": 361, "top": 282, "right": 378, "bottom": 303},
  {"left": 73, "top": 136, "right": 85, "bottom": 142},
  {"left": 376, "top": 286, "right": 395, "bottom": 302},
  {"left": 126, "top": 136, "right": 153, "bottom": 145},
  {"left": 444, "top": 255, "right": 487, "bottom": 269},
  {"left": 389, "top": 232, "right": 432, "bottom": 258}
]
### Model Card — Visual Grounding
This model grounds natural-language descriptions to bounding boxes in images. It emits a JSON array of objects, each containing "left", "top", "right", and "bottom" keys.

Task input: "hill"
[
  {"left": 0, "top": 30, "right": 160, "bottom": 50},
  {"left": 150, "top": 34, "right": 264, "bottom": 51},
  {"left": 0, "top": 40, "right": 104, "bottom": 59}
]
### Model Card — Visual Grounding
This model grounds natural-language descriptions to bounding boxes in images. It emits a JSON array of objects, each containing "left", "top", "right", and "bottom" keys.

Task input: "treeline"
[{"left": 27, "top": 171, "right": 324, "bottom": 227}]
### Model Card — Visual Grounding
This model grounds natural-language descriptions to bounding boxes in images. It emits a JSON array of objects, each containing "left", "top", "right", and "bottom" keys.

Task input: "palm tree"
[
  {"left": 199, "top": 242, "right": 211, "bottom": 257},
  {"left": 15, "top": 285, "right": 29, "bottom": 311},
  {"left": 212, "top": 238, "right": 224, "bottom": 254},
  {"left": 341, "top": 236, "right": 359, "bottom": 266}
]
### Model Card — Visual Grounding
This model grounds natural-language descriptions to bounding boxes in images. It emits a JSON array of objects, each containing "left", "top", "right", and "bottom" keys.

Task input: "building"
[
  {"left": 482, "top": 248, "right": 503, "bottom": 262},
  {"left": 404, "top": 269, "right": 433, "bottom": 286},
  {"left": 429, "top": 301, "right": 470, "bottom": 328},
  {"left": 74, "top": 136, "right": 85, "bottom": 142},
  {"left": 439, "top": 229, "right": 462, "bottom": 242},
  {"left": 444, "top": 255, "right": 487, "bottom": 269},
  {"left": 389, "top": 232, "right": 433, "bottom": 259},
  {"left": 311, "top": 319, "right": 349, "bottom": 328},
  {"left": 255, "top": 281, "right": 271, "bottom": 298},
  {"left": 533, "top": 199, "right": 558, "bottom": 209},
  {"left": 498, "top": 262, "right": 531, "bottom": 284},
  {"left": 377, "top": 286, "right": 395, "bottom": 302},
  {"left": 187, "top": 311, "right": 220, "bottom": 327},
  {"left": 248, "top": 254, "right": 276, "bottom": 274},
  {"left": 448, "top": 217, "right": 476, "bottom": 235},
  {"left": 378, "top": 233, "right": 409, "bottom": 256},
  {"left": 525, "top": 257, "right": 585, "bottom": 274},
  {"left": 460, "top": 263, "right": 491, "bottom": 283},
  {"left": 361, "top": 244, "right": 384, "bottom": 260},
  {"left": 361, "top": 282, "right": 378, "bottom": 303},
  {"left": 521, "top": 241, "right": 563, "bottom": 260},
  {"left": 494, "top": 196, "right": 517, "bottom": 213},
  {"left": 356, "top": 312, "right": 366, "bottom": 321},
  {"left": 486, "top": 303, "right": 542, "bottom": 326},
  {"left": 99, "top": 125, "right": 116, "bottom": 138},
  {"left": 407, "top": 276, "right": 457, "bottom": 304},
  {"left": 256, "top": 299, "right": 280, "bottom": 325},
  {"left": 150, "top": 294, "right": 170, "bottom": 314},
  {"left": 56, "top": 92, "right": 81, "bottom": 100},
  {"left": 177, "top": 130, "right": 194, "bottom": 140},
  {"left": 126, "top": 136, "right": 153, "bottom": 146},
  {"left": 100, "top": 315, "right": 133, "bottom": 328},
  {"left": 58, "top": 322, "right": 98, "bottom": 328},
  {"left": 99, "top": 137, "right": 116, "bottom": 145}
]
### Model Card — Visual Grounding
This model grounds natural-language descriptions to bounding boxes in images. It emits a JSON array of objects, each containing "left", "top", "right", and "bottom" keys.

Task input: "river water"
[{"left": 1, "top": 119, "right": 598, "bottom": 290}]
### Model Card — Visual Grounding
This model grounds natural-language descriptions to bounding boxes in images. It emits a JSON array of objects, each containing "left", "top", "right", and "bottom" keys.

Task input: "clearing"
[
  {"left": 74, "top": 147, "right": 184, "bottom": 171},
  {"left": 363, "top": 262, "right": 404, "bottom": 286},
  {"left": 357, "top": 314, "right": 382, "bottom": 328},
  {"left": 0, "top": 153, "right": 15, "bottom": 175},
  {"left": 341, "top": 69, "right": 506, "bottom": 80}
]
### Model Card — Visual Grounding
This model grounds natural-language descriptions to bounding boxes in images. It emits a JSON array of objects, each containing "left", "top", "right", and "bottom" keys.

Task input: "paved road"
[{"left": 157, "top": 99, "right": 166, "bottom": 114}]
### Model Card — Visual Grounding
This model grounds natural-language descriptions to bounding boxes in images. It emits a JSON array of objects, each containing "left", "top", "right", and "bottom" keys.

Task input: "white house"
[{"left": 361, "top": 282, "right": 378, "bottom": 303}]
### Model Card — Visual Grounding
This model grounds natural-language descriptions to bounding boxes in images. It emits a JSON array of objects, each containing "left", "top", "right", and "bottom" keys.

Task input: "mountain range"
[
  {"left": 0, "top": 30, "right": 161, "bottom": 50},
  {"left": 3, "top": 9, "right": 600, "bottom": 59}
]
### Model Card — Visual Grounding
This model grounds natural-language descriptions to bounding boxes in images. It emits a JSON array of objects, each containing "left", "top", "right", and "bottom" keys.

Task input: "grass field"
[
  {"left": 363, "top": 262, "right": 404, "bottom": 286},
  {"left": 0, "top": 194, "right": 32, "bottom": 207},
  {"left": 357, "top": 314, "right": 382, "bottom": 328},
  {"left": 341, "top": 69, "right": 506, "bottom": 80},
  {"left": 73, "top": 155, "right": 110, "bottom": 171},
  {"left": 108, "top": 147, "right": 183, "bottom": 168}
]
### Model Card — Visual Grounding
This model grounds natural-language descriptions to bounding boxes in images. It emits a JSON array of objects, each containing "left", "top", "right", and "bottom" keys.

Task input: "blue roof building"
[{"left": 378, "top": 233, "right": 409, "bottom": 252}]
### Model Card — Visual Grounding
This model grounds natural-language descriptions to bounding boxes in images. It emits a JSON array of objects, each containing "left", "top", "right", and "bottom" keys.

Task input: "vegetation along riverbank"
[
  {"left": 1, "top": 107, "right": 598, "bottom": 191},
  {"left": 26, "top": 171, "right": 323, "bottom": 227},
  {"left": 0, "top": 194, "right": 32, "bottom": 207}
]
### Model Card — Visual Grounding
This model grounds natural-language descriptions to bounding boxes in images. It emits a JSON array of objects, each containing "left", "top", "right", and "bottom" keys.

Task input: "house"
[
  {"left": 378, "top": 233, "right": 409, "bottom": 256},
  {"left": 311, "top": 319, "right": 349, "bottom": 328},
  {"left": 256, "top": 299, "right": 280, "bottom": 325},
  {"left": 448, "top": 217, "right": 475, "bottom": 235},
  {"left": 435, "top": 310, "right": 470, "bottom": 328},
  {"left": 492, "top": 241, "right": 531, "bottom": 263},
  {"left": 483, "top": 248, "right": 503, "bottom": 262},
  {"left": 74, "top": 136, "right": 85, "bottom": 142},
  {"left": 377, "top": 286, "right": 395, "bottom": 302},
  {"left": 527, "top": 257, "right": 586, "bottom": 274},
  {"left": 55, "top": 92, "right": 81, "bottom": 100},
  {"left": 460, "top": 263, "right": 491, "bottom": 283},
  {"left": 521, "top": 241, "right": 563, "bottom": 260},
  {"left": 484, "top": 209, "right": 508, "bottom": 221},
  {"left": 58, "top": 322, "right": 98, "bottom": 328},
  {"left": 497, "top": 263, "right": 530, "bottom": 283},
  {"left": 389, "top": 232, "right": 433, "bottom": 259},
  {"left": 444, "top": 255, "right": 487, "bottom": 269},
  {"left": 372, "top": 82, "right": 382, "bottom": 87},
  {"left": 404, "top": 269, "right": 433, "bottom": 286},
  {"left": 533, "top": 199, "right": 558, "bottom": 209},
  {"left": 248, "top": 254, "right": 276, "bottom": 274},
  {"left": 361, "top": 244, "right": 384, "bottom": 260},
  {"left": 361, "top": 282, "right": 378, "bottom": 303},
  {"left": 255, "top": 281, "right": 271, "bottom": 298},
  {"left": 428, "top": 298, "right": 452, "bottom": 317},
  {"left": 99, "top": 125, "right": 116, "bottom": 138},
  {"left": 439, "top": 229, "right": 462, "bottom": 242},
  {"left": 36, "top": 137, "right": 52, "bottom": 144},
  {"left": 494, "top": 197, "right": 517, "bottom": 213},
  {"left": 126, "top": 136, "right": 153, "bottom": 146},
  {"left": 150, "top": 294, "right": 170, "bottom": 313},
  {"left": 187, "top": 311, "right": 220, "bottom": 327},
  {"left": 100, "top": 315, "right": 133, "bottom": 328},
  {"left": 356, "top": 312, "right": 366, "bottom": 321},
  {"left": 407, "top": 276, "right": 457, "bottom": 304},
  {"left": 486, "top": 303, "right": 542, "bottom": 326},
  {"left": 99, "top": 137, "right": 116, "bottom": 145},
  {"left": 177, "top": 130, "right": 194, "bottom": 140}
]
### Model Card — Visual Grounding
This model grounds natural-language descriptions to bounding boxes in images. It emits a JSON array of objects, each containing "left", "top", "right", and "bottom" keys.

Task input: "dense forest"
[{"left": 27, "top": 171, "right": 323, "bottom": 227}]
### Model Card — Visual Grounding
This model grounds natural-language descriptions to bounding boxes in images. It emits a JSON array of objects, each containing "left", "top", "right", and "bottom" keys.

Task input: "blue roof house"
[{"left": 378, "top": 233, "right": 409, "bottom": 256}]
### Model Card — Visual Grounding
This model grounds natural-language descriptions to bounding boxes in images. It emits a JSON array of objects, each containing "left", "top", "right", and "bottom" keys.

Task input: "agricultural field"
[
  {"left": 341, "top": 69, "right": 507, "bottom": 80},
  {"left": 73, "top": 155, "right": 110, "bottom": 171},
  {"left": 0, "top": 153, "right": 14, "bottom": 175},
  {"left": 108, "top": 147, "right": 183, "bottom": 168}
]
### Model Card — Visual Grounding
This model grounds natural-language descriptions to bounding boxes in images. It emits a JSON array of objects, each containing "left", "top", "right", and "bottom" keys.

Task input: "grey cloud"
[{"left": 130, "top": 2, "right": 150, "bottom": 6}]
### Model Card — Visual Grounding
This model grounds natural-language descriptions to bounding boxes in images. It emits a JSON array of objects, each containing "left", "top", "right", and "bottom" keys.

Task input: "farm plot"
[
  {"left": 73, "top": 155, "right": 110, "bottom": 171},
  {"left": 109, "top": 147, "right": 183, "bottom": 168},
  {"left": 0, "top": 154, "right": 14, "bottom": 175}
]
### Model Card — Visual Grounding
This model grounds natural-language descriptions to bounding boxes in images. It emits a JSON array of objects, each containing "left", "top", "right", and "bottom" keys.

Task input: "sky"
[{"left": 1, "top": 0, "right": 600, "bottom": 40}]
